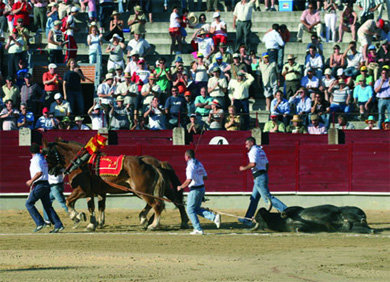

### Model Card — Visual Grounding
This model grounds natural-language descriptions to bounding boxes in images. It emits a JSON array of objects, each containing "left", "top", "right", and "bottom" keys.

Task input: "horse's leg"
[
  {"left": 97, "top": 194, "right": 106, "bottom": 229},
  {"left": 86, "top": 197, "right": 97, "bottom": 231},
  {"left": 147, "top": 199, "right": 165, "bottom": 230},
  {"left": 66, "top": 188, "right": 87, "bottom": 226},
  {"left": 139, "top": 204, "right": 152, "bottom": 226}
]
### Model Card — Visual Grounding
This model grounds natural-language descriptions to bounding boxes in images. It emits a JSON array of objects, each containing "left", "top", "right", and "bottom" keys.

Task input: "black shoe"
[
  {"left": 33, "top": 225, "right": 44, "bottom": 232},
  {"left": 50, "top": 226, "right": 64, "bottom": 233}
]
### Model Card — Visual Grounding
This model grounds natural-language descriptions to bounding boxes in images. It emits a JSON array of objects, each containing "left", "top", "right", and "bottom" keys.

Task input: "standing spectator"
[
  {"left": 47, "top": 20, "right": 64, "bottom": 64},
  {"left": 107, "top": 10, "right": 124, "bottom": 41},
  {"left": 207, "top": 100, "right": 224, "bottom": 130},
  {"left": 88, "top": 101, "right": 108, "bottom": 130},
  {"left": 14, "top": 18, "right": 29, "bottom": 61},
  {"left": 212, "top": 42, "right": 233, "bottom": 64},
  {"left": 42, "top": 63, "right": 62, "bottom": 108},
  {"left": 364, "top": 115, "right": 379, "bottom": 130},
  {"left": 191, "top": 30, "right": 214, "bottom": 60},
  {"left": 335, "top": 114, "right": 355, "bottom": 129},
  {"left": 286, "top": 115, "right": 307, "bottom": 133},
  {"left": 32, "top": 0, "right": 47, "bottom": 32},
  {"left": 109, "top": 96, "right": 131, "bottom": 130},
  {"left": 323, "top": 0, "right": 337, "bottom": 42},
  {"left": 343, "top": 41, "right": 364, "bottom": 78},
  {"left": 310, "top": 92, "right": 330, "bottom": 128},
  {"left": 288, "top": 88, "right": 312, "bottom": 122},
  {"left": 1, "top": 76, "right": 20, "bottom": 107},
  {"left": 304, "top": 45, "right": 323, "bottom": 79},
  {"left": 105, "top": 33, "right": 126, "bottom": 71},
  {"left": 127, "top": 32, "right": 151, "bottom": 57},
  {"left": 0, "top": 1, "right": 5, "bottom": 38},
  {"left": 127, "top": 5, "right": 146, "bottom": 37},
  {"left": 192, "top": 53, "right": 209, "bottom": 95},
  {"left": 35, "top": 107, "right": 57, "bottom": 130},
  {"left": 168, "top": 7, "right": 182, "bottom": 55},
  {"left": 329, "top": 79, "right": 352, "bottom": 113},
  {"left": 239, "top": 137, "right": 287, "bottom": 227},
  {"left": 165, "top": 86, "right": 186, "bottom": 128},
  {"left": 5, "top": 29, "right": 24, "bottom": 79},
  {"left": 143, "top": 96, "right": 166, "bottom": 130},
  {"left": 307, "top": 33, "right": 323, "bottom": 57},
  {"left": 17, "top": 102, "right": 34, "bottom": 129},
  {"left": 99, "top": 0, "right": 115, "bottom": 30},
  {"left": 233, "top": 0, "right": 255, "bottom": 51},
  {"left": 177, "top": 149, "right": 221, "bottom": 235},
  {"left": 12, "top": 0, "right": 32, "bottom": 28},
  {"left": 357, "top": 0, "right": 382, "bottom": 24},
  {"left": 49, "top": 93, "right": 71, "bottom": 119},
  {"left": 83, "top": 0, "right": 97, "bottom": 22},
  {"left": 231, "top": 53, "right": 248, "bottom": 80},
  {"left": 329, "top": 44, "right": 344, "bottom": 77},
  {"left": 207, "top": 67, "right": 228, "bottom": 109},
  {"left": 71, "top": 116, "right": 90, "bottom": 130},
  {"left": 225, "top": 105, "right": 241, "bottom": 131},
  {"left": 25, "top": 143, "right": 64, "bottom": 233},
  {"left": 87, "top": 24, "right": 102, "bottom": 64},
  {"left": 57, "top": 1, "right": 71, "bottom": 20},
  {"left": 0, "top": 99, "right": 19, "bottom": 130},
  {"left": 353, "top": 77, "right": 374, "bottom": 119},
  {"left": 116, "top": 72, "right": 136, "bottom": 108},
  {"left": 297, "top": 2, "right": 324, "bottom": 43},
  {"left": 63, "top": 59, "right": 85, "bottom": 116},
  {"left": 263, "top": 114, "right": 286, "bottom": 133},
  {"left": 282, "top": 54, "right": 301, "bottom": 100},
  {"left": 259, "top": 52, "right": 278, "bottom": 112},
  {"left": 278, "top": 24, "right": 290, "bottom": 71},
  {"left": 97, "top": 73, "right": 116, "bottom": 107},
  {"left": 374, "top": 66, "right": 390, "bottom": 129},
  {"left": 154, "top": 58, "right": 171, "bottom": 102},
  {"left": 210, "top": 11, "right": 227, "bottom": 47},
  {"left": 64, "top": 6, "right": 79, "bottom": 62},
  {"left": 20, "top": 73, "right": 43, "bottom": 117},
  {"left": 262, "top": 24, "right": 284, "bottom": 67},
  {"left": 357, "top": 19, "right": 385, "bottom": 63},
  {"left": 338, "top": 4, "right": 357, "bottom": 42},
  {"left": 307, "top": 114, "right": 327, "bottom": 134},
  {"left": 270, "top": 90, "right": 290, "bottom": 126},
  {"left": 264, "top": 0, "right": 276, "bottom": 11}
]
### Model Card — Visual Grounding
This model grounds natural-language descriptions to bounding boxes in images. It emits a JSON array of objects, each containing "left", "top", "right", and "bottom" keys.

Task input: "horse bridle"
[{"left": 43, "top": 143, "right": 66, "bottom": 176}]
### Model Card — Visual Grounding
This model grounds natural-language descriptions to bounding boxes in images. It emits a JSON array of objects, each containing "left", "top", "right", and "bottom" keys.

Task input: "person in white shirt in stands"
[
  {"left": 301, "top": 68, "right": 320, "bottom": 98},
  {"left": 143, "top": 96, "right": 166, "bottom": 130},
  {"left": 305, "top": 44, "right": 323, "bottom": 79},
  {"left": 127, "top": 32, "right": 151, "bottom": 57},
  {"left": 50, "top": 93, "right": 71, "bottom": 119},
  {"left": 307, "top": 114, "right": 327, "bottom": 134},
  {"left": 177, "top": 149, "right": 221, "bottom": 235},
  {"left": 233, "top": 0, "right": 255, "bottom": 51},
  {"left": 88, "top": 101, "right": 108, "bottom": 130},
  {"left": 262, "top": 23, "right": 285, "bottom": 68},
  {"left": 97, "top": 73, "right": 116, "bottom": 108},
  {"left": 168, "top": 6, "right": 182, "bottom": 55},
  {"left": 210, "top": 12, "right": 227, "bottom": 48},
  {"left": 191, "top": 29, "right": 215, "bottom": 61}
]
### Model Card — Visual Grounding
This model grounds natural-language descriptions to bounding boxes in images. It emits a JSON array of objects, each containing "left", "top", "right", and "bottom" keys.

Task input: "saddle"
[{"left": 89, "top": 154, "right": 124, "bottom": 177}]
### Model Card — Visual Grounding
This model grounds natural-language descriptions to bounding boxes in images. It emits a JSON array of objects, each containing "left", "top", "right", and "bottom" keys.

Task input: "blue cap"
[
  {"left": 368, "top": 45, "right": 376, "bottom": 50},
  {"left": 262, "top": 52, "right": 269, "bottom": 58},
  {"left": 175, "top": 56, "right": 183, "bottom": 63}
]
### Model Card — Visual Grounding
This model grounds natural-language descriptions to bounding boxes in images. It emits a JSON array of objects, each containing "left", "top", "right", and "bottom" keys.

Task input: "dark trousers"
[
  {"left": 8, "top": 52, "right": 23, "bottom": 79},
  {"left": 34, "top": 7, "right": 47, "bottom": 31},
  {"left": 49, "top": 49, "right": 63, "bottom": 64},
  {"left": 25, "top": 182, "right": 63, "bottom": 228},
  {"left": 235, "top": 20, "right": 251, "bottom": 51},
  {"left": 99, "top": 2, "right": 115, "bottom": 27},
  {"left": 285, "top": 80, "right": 300, "bottom": 99},
  {"left": 233, "top": 98, "right": 249, "bottom": 130}
]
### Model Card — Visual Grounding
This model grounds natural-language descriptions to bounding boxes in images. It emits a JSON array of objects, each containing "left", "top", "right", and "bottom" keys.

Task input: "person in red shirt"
[
  {"left": 42, "top": 63, "right": 63, "bottom": 107},
  {"left": 12, "top": 0, "right": 32, "bottom": 27}
]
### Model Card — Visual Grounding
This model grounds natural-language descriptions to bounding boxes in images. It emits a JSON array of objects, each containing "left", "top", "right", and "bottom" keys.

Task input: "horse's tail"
[{"left": 160, "top": 161, "right": 184, "bottom": 203}]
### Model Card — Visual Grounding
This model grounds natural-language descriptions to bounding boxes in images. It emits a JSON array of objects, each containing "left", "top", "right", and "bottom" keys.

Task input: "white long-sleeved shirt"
[
  {"left": 228, "top": 73, "right": 254, "bottom": 100},
  {"left": 262, "top": 30, "right": 285, "bottom": 49}
]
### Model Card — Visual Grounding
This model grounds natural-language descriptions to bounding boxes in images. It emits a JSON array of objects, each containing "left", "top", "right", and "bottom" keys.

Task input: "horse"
[{"left": 42, "top": 139, "right": 189, "bottom": 230}]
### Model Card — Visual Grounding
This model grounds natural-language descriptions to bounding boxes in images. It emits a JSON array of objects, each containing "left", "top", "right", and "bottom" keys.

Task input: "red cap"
[
  {"left": 178, "top": 85, "right": 185, "bottom": 94},
  {"left": 378, "top": 19, "right": 385, "bottom": 29},
  {"left": 270, "top": 114, "right": 278, "bottom": 118},
  {"left": 42, "top": 107, "right": 49, "bottom": 113},
  {"left": 184, "top": 91, "right": 191, "bottom": 96}
]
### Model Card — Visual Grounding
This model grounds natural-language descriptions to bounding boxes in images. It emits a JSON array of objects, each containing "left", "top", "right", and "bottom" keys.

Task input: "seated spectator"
[
  {"left": 50, "top": 93, "right": 71, "bottom": 119},
  {"left": 208, "top": 53, "right": 231, "bottom": 79},
  {"left": 195, "top": 86, "right": 213, "bottom": 124},
  {"left": 342, "top": 41, "right": 363, "bottom": 78},
  {"left": 109, "top": 96, "right": 131, "bottom": 130},
  {"left": 127, "top": 32, "right": 151, "bottom": 57},
  {"left": 259, "top": 52, "right": 278, "bottom": 112},
  {"left": 1, "top": 76, "right": 20, "bottom": 107},
  {"left": 310, "top": 92, "right": 330, "bottom": 128},
  {"left": 71, "top": 116, "right": 90, "bottom": 130},
  {"left": 382, "top": 118, "right": 390, "bottom": 130},
  {"left": 270, "top": 90, "right": 290, "bottom": 126},
  {"left": 208, "top": 100, "right": 224, "bottom": 130},
  {"left": 170, "top": 56, "right": 185, "bottom": 75},
  {"left": 301, "top": 68, "right": 319, "bottom": 98},
  {"left": 288, "top": 87, "right": 312, "bottom": 123},
  {"left": 335, "top": 114, "right": 355, "bottom": 130},
  {"left": 47, "top": 20, "right": 64, "bottom": 64},
  {"left": 184, "top": 91, "right": 195, "bottom": 117},
  {"left": 191, "top": 30, "right": 214, "bottom": 60},
  {"left": 355, "top": 65, "right": 374, "bottom": 86},
  {"left": 357, "top": 19, "right": 384, "bottom": 63},
  {"left": 87, "top": 101, "right": 108, "bottom": 130},
  {"left": 210, "top": 12, "right": 227, "bottom": 47},
  {"left": 212, "top": 42, "right": 232, "bottom": 64},
  {"left": 208, "top": 67, "right": 228, "bottom": 109},
  {"left": 20, "top": 73, "right": 43, "bottom": 117},
  {"left": 0, "top": 99, "right": 19, "bottom": 130},
  {"left": 364, "top": 115, "right": 379, "bottom": 130},
  {"left": 282, "top": 54, "right": 301, "bottom": 100},
  {"left": 305, "top": 45, "right": 323, "bottom": 79},
  {"left": 106, "top": 34, "right": 126, "bottom": 71},
  {"left": 374, "top": 66, "right": 390, "bottom": 129},
  {"left": 366, "top": 45, "right": 380, "bottom": 81},
  {"left": 320, "top": 68, "right": 335, "bottom": 101},
  {"left": 187, "top": 113, "right": 203, "bottom": 136},
  {"left": 171, "top": 63, "right": 188, "bottom": 94},
  {"left": 377, "top": 40, "right": 390, "bottom": 68},
  {"left": 297, "top": 3, "right": 324, "bottom": 43},
  {"left": 114, "top": 65, "right": 125, "bottom": 84},
  {"left": 329, "top": 45, "right": 344, "bottom": 77},
  {"left": 329, "top": 79, "right": 352, "bottom": 113},
  {"left": 131, "top": 58, "right": 150, "bottom": 91},
  {"left": 338, "top": 4, "right": 357, "bottom": 42},
  {"left": 144, "top": 96, "right": 166, "bottom": 130},
  {"left": 42, "top": 63, "right": 63, "bottom": 107},
  {"left": 58, "top": 116, "right": 71, "bottom": 130},
  {"left": 336, "top": 68, "right": 353, "bottom": 88},
  {"left": 263, "top": 114, "right": 286, "bottom": 133},
  {"left": 353, "top": 77, "right": 374, "bottom": 120},
  {"left": 140, "top": 74, "right": 160, "bottom": 110},
  {"left": 97, "top": 73, "right": 116, "bottom": 108},
  {"left": 125, "top": 51, "right": 140, "bottom": 76},
  {"left": 165, "top": 86, "right": 186, "bottom": 128},
  {"left": 35, "top": 107, "right": 57, "bottom": 130},
  {"left": 307, "top": 114, "right": 327, "bottom": 134},
  {"left": 15, "top": 60, "right": 28, "bottom": 88},
  {"left": 224, "top": 105, "right": 241, "bottom": 131},
  {"left": 306, "top": 34, "right": 323, "bottom": 57},
  {"left": 286, "top": 115, "right": 307, "bottom": 134}
]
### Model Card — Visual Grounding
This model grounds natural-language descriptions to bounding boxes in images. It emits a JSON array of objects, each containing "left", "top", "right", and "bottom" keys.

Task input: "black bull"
[{"left": 253, "top": 205, "right": 375, "bottom": 234}]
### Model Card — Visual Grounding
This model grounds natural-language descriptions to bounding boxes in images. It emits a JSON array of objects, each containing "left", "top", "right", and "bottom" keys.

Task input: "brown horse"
[{"left": 43, "top": 139, "right": 189, "bottom": 230}]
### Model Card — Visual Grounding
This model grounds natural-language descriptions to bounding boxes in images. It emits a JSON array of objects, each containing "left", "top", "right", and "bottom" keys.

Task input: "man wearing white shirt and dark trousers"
[
  {"left": 233, "top": 0, "right": 255, "bottom": 51},
  {"left": 177, "top": 150, "right": 221, "bottom": 235},
  {"left": 25, "top": 143, "right": 64, "bottom": 233},
  {"left": 239, "top": 137, "right": 287, "bottom": 227},
  {"left": 262, "top": 24, "right": 285, "bottom": 69}
]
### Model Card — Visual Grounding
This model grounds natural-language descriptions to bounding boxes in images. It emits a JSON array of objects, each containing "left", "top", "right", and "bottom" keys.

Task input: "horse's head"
[{"left": 44, "top": 142, "right": 66, "bottom": 176}]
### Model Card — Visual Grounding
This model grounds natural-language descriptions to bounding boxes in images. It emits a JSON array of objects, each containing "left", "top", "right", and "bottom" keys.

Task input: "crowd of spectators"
[{"left": 0, "top": 0, "right": 389, "bottom": 134}]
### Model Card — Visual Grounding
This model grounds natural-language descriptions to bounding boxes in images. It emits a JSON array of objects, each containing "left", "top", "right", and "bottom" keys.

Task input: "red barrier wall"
[{"left": 1, "top": 131, "right": 389, "bottom": 194}]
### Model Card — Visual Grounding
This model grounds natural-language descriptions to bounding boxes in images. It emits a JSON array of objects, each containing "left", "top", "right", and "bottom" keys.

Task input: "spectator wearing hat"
[
  {"left": 364, "top": 115, "right": 379, "bottom": 130},
  {"left": 184, "top": 91, "right": 195, "bottom": 117},
  {"left": 270, "top": 90, "right": 290, "bottom": 126},
  {"left": 131, "top": 58, "right": 150, "bottom": 89},
  {"left": 11, "top": 0, "right": 32, "bottom": 28},
  {"left": 32, "top": 0, "right": 47, "bottom": 32},
  {"left": 88, "top": 100, "right": 108, "bottom": 130},
  {"left": 282, "top": 54, "right": 301, "bottom": 100},
  {"left": 307, "top": 114, "right": 327, "bottom": 134},
  {"left": 165, "top": 86, "right": 187, "bottom": 128},
  {"left": 35, "top": 106, "right": 58, "bottom": 130},
  {"left": 57, "top": 116, "right": 71, "bottom": 130},
  {"left": 382, "top": 118, "right": 390, "bottom": 130},
  {"left": 210, "top": 11, "right": 227, "bottom": 48},
  {"left": 168, "top": 7, "right": 182, "bottom": 55},
  {"left": 228, "top": 69, "right": 254, "bottom": 130},
  {"left": 259, "top": 52, "right": 278, "bottom": 112},
  {"left": 20, "top": 73, "right": 43, "bottom": 117},
  {"left": 209, "top": 53, "right": 231, "bottom": 78},
  {"left": 1, "top": 76, "right": 20, "bottom": 107},
  {"left": 187, "top": 113, "right": 203, "bottom": 137},
  {"left": 63, "top": 58, "right": 85, "bottom": 115},
  {"left": 231, "top": 52, "right": 248, "bottom": 80},
  {"left": 329, "top": 44, "right": 345, "bottom": 77},
  {"left": 357, "top": 19, "right": 385, "bottom": 63},
  {"left": 305, "top": 44, "right": 323, "bottom": 79},
  {"left": 335, "top": 114, "right": 355, "bottom": 130},
  {"left": 50, "top": 93, "right": 71, "bottom": 119},
  {"left": 144, "top": 96, "right": 166, "bottom": 130},
  {"left": 233, "top": 0, "right": 255, "bottom": 51},
  {"left": 286, "top": 115, "right": 307, "bottom": 133},
  {"left": 208, "top": 99, "right": 224, "bottom": 130},
  {"left": 343, "top": 41, "right": 364, "bottom": 78},
  {"left": 329, "top": 78, "right": 352, "bottom": 113},
  {"left": 72, "top": 116, "right": 90, "bottom": 130},
  {"left": 97, "top": 73, "right": 116, "bottom": 107},
  {"left": 5, "top": 28, "right": 24, "bottom": 78},
  {"left": 320, "top": 68, "right": 335, "bottom": 101},
  {"left": 195, "top": 86, "right": 213, "bottom": 124},
  {"left": 288, "top": 87, "right": 312, "bottom": 123},
  {"left": 208, "top": 67, "right": 228, "bottom": 109},
  {"left": 212, "top": 42, "right": 233, "bottom": 64},
  {"left": 87, "top": 24, "right": 103, "bottom": 64},
  {"left": 353, "top": 77, "right": 374, "bottom": 120},
  {"left": 42, "top": 63, "right": 62, "bottom": 107},
  {"left": 170, "top": 56, "right": 185, "bottom": 76},
  {"left": 17, "top": 102, "right": 34, "bottom": 129},
  {"left": 263, "top": 113, "right": 286, "bottom": 133},
  {"left": 172, "top": 63, "right": 188, "bottom": 94},
  {"left": 128, "top": 5, "right": 146, "bottom": 37},
  {"left": 14, "top": 17, "right": 29, "bottom": 60},
  {"left": 64, "top": 6, "right": 79, "bottom": 62},
  {"left": 366, "top": 45, "right": 380, "bottom": 81},
  {"left": 374, "top": 65, "right": 390, "bottom": 129},
  {"left": 47, "top": 19, "right": 64, "bottom": 64},
  {"left": 108, "top": 10, "right": 124, "bottom": 41},
  {"left": 127, "top": 32, "right": 151, "bottom": 57},
  {"left": 262, "top": 23, "right": 284, "bottom": 69},
  {"left": 355, "top": 65, "right": 374, "bottom": 86},
  {"left": 310, "top": 92, "right": 330, "bottom": 128},
  {"left": 301, "top": 68, "right": 319, "bottom": 98},
  {"left": 0, "top": 99, "right": 19, "bottom": 130},
  {"left": 192, "top": 29, "right": 214, "bottom": 60},
  {"left": 338, "top": 4, "right": 357, "bottom": 43},
  {"left": 297, "top": 3, "right": 324, "bottom": 43},
  {"left": 116, "top": 72, "right": 137, "bottom": 107},
  {"left": 105, "top": 33, "right": 126, "bottom": 72},
  {"left": 125, "top": 50, "right": 140, "bottom": 76}
]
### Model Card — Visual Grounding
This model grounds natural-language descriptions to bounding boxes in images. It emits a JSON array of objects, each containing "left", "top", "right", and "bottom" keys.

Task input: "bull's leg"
[
  {"left": 97, "top": 194, "right": 106, "bottom": 229},
  {"left": 147, "top": 199, "right": 165, "bottom": 230},
  {"left": 86, "top": 197, "right": 97, "bottom": 232},
  {"left": 139, "top": 204, "right": 152, "bottom": 226}
]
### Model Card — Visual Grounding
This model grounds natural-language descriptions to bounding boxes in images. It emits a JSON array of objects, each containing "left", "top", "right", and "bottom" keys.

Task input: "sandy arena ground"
[{"left": 0, "top": 208, "right": 389, "bottom": 281}]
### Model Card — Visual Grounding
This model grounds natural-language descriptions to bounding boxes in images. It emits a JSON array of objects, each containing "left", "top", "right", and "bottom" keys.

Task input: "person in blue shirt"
[
  {"left": 270, "top": 90, "right": 290, "bottom": 126},
  {"left": 164, "top": 86, "right": 186, "bottom": 128},
  {"left": 35, "top": 107, "right": 58, "bottom": 130},
  {"left": 17, "top": 102, "right": 34, "bottom": 129},
  {"left": 353, "top": 77, "right": 374, "bottom": 120}
]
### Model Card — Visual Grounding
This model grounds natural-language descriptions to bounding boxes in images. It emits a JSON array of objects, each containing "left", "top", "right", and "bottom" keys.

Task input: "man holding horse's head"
[{"left": 177, "top": 149, "right": 221, "bottom": 235}]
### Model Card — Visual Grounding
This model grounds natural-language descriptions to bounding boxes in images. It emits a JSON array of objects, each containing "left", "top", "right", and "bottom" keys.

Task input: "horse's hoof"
[
  {"left": 69, "top": 211, "right": 77, "bottom": 220},
  {"left": 140, "top": 217, "right": 147, "bottom": 225},
  {"left": 86, "top": 223, "right": 96, "bottom": 232},
  {"left": 147, "top": 224, "right": 159, "bottom": 231},
  {"left": 97, "top": 223, "right": 104, "bottom": 229},
  {"left": 78, "top": 212, "right": 87, "bottom": 222},
  {"left": 250, "top": 222, "right": 260, "bottom": 231}
]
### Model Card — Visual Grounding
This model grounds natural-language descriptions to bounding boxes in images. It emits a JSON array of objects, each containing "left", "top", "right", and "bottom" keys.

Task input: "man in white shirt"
[
  {"left": 50, "top": 93, "right": 71, "bottom": 118},
  {"left": 97, "top": 73, "right": 116, "bottom": 106},
  {"left": 304, "top": 44, "right": 323, "bottom": 79},
  {"left": 239, "top": 137, "right": 287, "bottom": 227},
  {"left": 127, "top": 33, "right": 151, "bottom": 57},
  {"left": 233, "top": 0, "right": 255, "bottom": 50},
  {"left": 262, "top": 24, "right": 285, "bottom": 67},
  {"left": 192, "top": 29, "right": 214, "bottom": 60},
  {"left": 342, "top": 41, "right": 364, "bottom": 78},
  {"left": 208, "top": 67, "right": 228, "bottom": 109}
]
